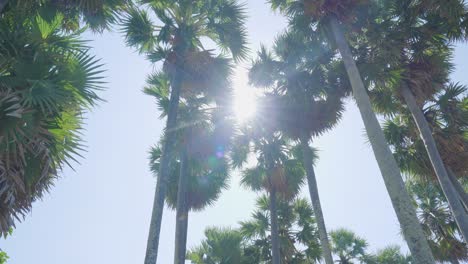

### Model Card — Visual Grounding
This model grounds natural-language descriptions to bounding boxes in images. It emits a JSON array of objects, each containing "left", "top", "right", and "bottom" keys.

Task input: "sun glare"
[{"left": 233, "top": 84, "right": 257, "bottom": 122}]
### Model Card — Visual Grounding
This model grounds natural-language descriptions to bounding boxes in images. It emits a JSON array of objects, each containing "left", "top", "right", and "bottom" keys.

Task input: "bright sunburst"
[{"left": 233, "top": 80, "right": 257, "bottom": 122}]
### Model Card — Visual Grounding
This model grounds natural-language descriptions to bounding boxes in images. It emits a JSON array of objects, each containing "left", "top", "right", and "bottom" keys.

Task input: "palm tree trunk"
[
  {"left": 174, "top": 146, "right": 189, "bottom": 264},
  {"left": 400, "top": 84, "right": 468, "bottom": 241},
  {"left": 327, "top": 16, "right": 435, "bottom": 263},
  {"left": 447, "top": 167, "right": 468, "bottom": 211},
  {"left": 145, "top": 66, "right": 183, "bottom": 264},
  {"left": 269, "top": 188, "right": 281, "bottom": 264},
  {"left": 300, "top": 136, "right": 333, "bottom": 264}
]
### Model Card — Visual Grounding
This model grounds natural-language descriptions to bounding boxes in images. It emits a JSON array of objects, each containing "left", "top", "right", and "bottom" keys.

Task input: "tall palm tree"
[
  {"left": 248, "top": 32, "right": 345, "bottom": 264},
  {"left": 240, "top": 196, "right": 322, "bottom": 263},
  {"left": 144, "top": 68, "right": 234, "bottom": 264},
  {"left": 429, "top": 84, "right": 468, "bottom": 206},
  {"left": 231, "top": 125, "right": 306, "bottom": 264},
  {"left": 0, "top": 7, "right": 104, "bottom": 235},
  {"left": 188, "top": 197, "right": 322, "bottom": 264},
  {"left": 122, "top": 1, "right": 247, "bottom": 262},
  {"left": 330, "top": 228, "right": 368, "bottom": 264},
  {"left": 407, "top": 179, "right": 468, "bottom": 263},
  {"left": 268, "top": 1, "right": 435, "bottom": 262},
  {"left": 149, "top": 138, "right": 229, "bottom": 264},
  {"left": 356, "top": 2, "right": 468, "bottom": 240}
]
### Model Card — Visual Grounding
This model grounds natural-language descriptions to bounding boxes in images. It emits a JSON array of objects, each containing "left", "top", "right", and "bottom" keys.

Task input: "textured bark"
[
  {"left": 401, "top": 84, "right": 468, "bottom": 241},
  {"left": 144, "top": 65, "right": 183, "bottom": 264},
  {"left": 269, "top": 188, "right": 281, "bottom": 264},
  {"left": 174, "top": 147, "right": 189, "bottom": 264},
  {"left": 300, "top": 136, "right": 333, "bottom": 264},
  {"left": 328, "top": 16, "right": 435, "bottom": 263},
  {"left": 447, "top": 167, "right": 468, "bottom": 211}
]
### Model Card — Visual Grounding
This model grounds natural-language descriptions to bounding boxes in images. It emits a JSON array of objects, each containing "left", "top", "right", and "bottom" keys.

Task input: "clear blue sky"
[{"left": 2, "top": 2, "right": 468, "bottom": 263}]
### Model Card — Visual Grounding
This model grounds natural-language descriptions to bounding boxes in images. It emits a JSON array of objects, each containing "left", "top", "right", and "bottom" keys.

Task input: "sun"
[{"left": 233, "top": 84, "right": 256, "bottom": 122}]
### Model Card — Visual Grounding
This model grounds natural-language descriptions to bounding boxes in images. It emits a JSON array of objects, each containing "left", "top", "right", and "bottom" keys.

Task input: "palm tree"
[
  {"left": 248, "top": 32, "right": 345, "bottom": 264},
  {"left": 231, "top": 124, "right": 306, "bottom": 264},
  {"left": 364, "top": 246, "right": 411, "bottom": 264},
  {"left": 356, "top": 2, "right": 468, "bottom": 240},
  {"left": 381, "top": 95, "right": 468, "bottom": 235},
  {"left": 149, "top": 139, "right": 229, "bottom": 264},
  {"left": 122, "top": 1, "right": 247, "bottom": 262},
  {"left": 240, "top": 196, "right": 322, "bottom": 263},
  {"left": 0, "top": 7, "right": 104, "bottom": 235},
  {"left": 330, "top": 228, "right": 368, "bottom": 264},
  {"left": 407, "top": 178, "right": 468, "bottom": 263},
  {"left": 188, "top": 197, "right": 322, "bottom": 264},
  {"left": 268, "top": 1, "right": 435, "bottom": 262},
  {"left": 1, "top": 0, "right": 129, "bottom": 31},
  {"left": 187, "top": 227, "right": 249, "bottom": 264},
  {"left": 429, "top": 84, "right": 468, "bottom": 207},
  {"left": 144, "top": 69, "right": 234, "bottom": 264}
]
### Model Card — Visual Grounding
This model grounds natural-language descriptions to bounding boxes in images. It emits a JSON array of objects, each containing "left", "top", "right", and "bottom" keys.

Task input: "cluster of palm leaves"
[
  {"left": 127, "top": 0, "right": 468, "bottom": 263},
  {"left": 188, "top": 200, "right": 411, "bottom": 264},
  {"left": 1, "top": 0, "right": 468, "bottom": 263},
  {"left": 121, "top": 1, "right": 248, "bottom": 263},
  {"left": 0, "top": 0, "right": 126, "bottom": 235}
]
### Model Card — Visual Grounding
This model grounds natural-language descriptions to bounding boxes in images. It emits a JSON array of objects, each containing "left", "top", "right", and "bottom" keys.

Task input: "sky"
[{"left": 2, "top": 2, "right": 468, "bottom": 264}]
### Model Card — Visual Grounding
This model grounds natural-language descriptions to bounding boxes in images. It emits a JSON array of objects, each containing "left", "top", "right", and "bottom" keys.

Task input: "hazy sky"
[{"left": 2, "top": 2, "right": 468, "bottom": 264}]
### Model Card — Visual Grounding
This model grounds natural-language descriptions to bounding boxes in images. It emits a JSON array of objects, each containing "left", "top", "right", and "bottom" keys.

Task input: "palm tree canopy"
[
  {"left": 330, "top": 228, "right": 368, "bottom": 263},
  {"left": 187, "top": 227, "right": 248, "bottom": 264},
  {"left": 364, "top": 245, "right": 411, "bottom": 264},
  {"left": 249, "top": 32, "right": 346, "bottom": 141},
  {"left": 0, "top": 7, "right": 104, "bottom": 235},
  {"left": 382, "top": 83, "right": 468, "bottom": 181},
  {"left": 407, "top": 179, "right": 468, "bottom": 263},
  {"left": 149, "top": 136, "right": 229, "bottom": 211},
  {"left": 240, "top": 196, "right": 322, "bottom": 263},
  {"left": 122, "top": 0, "right": 248, "bottom": 61},
  {"left": 147, "top": 92, "right": 231, "bottom": 211},
  {"left": 2, "top": 0, "right": 130, "bottom": 32},
  {"left": 233, "top": 131, "right": 306, "bottom": 199}
]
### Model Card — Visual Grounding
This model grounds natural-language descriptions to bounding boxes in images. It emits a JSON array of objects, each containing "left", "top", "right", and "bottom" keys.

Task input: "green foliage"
[
  {"left": 2, "top": 0, "right": 130, "bottom": 32},
  {"left": 0, "top": 4, "right": 104, "bottom": 235},
  {"left": 0, "top": 228, "right": 12, "bottom": 264},
  {"left": 188, "top": 227, "right": 248, "bottom": 264},
  {"left": 235, "top": 133, "right": 306, "bottom": 199},
  {"left": 249, "top": 31, "right": 346, "bottom": 142},
  {"left": 122, "top": 0, "right": 248, "bottom": 62},
  {"left": 188, "top": 197, "right": 322, "bottom": 264},
  {"left": 0, "top": 250, "right": 8, "bottom": 264},
  {"left": 148, "top": 101, "right": 231, "bottom": 212},
  {"left": 330, "top": 228, "right": 368, "bottom": 264},
  {"left": 407, "top": 179, "right": 468, "bottom": 263},
  {"left": 364, "top": 246, "right": 411, "bottom": 264},
  {"left": 240, "top": 196, "right": 322, "bottom": 263}
]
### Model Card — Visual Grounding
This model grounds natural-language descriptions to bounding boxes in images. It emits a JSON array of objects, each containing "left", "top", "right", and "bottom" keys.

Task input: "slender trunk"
[
  {"left": 401, "top": 84, "right": 468, "bottom": 241},
  {"left": 328, "top": 16, "right": 435, "bottom": 263},
  {"left": 145, "top": 65, "right": 184, "bottom": 264},
  {"left": 300, "top": 136, "right": 333, "bottom": 264},
  {"left": 0, "top": 0, "right": 7, "bottom": 14},
  {"left": 269, "top": 188, "right": 281, "bottom": 264},
  {"left": 447, "top": 167, "right": 468, "bottom": 211},
  {"left": 174, "top": 146, "right": 189, "bottom": 264}
]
